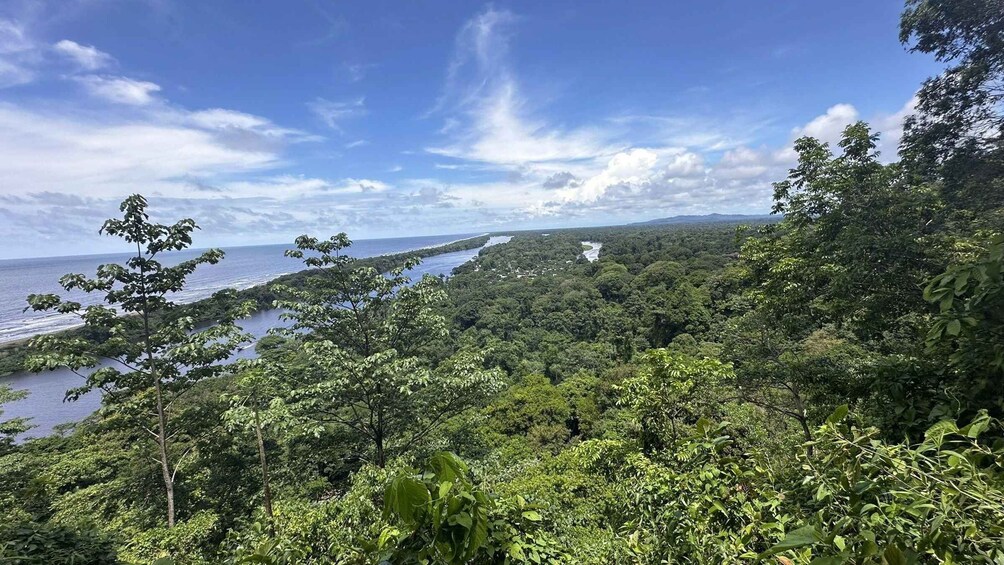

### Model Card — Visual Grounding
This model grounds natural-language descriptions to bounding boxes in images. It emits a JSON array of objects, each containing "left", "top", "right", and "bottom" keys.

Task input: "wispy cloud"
[
  {"left": 75, "top": 75, "right": 161, "bottom": 105},
  {"left": 425, "top": 7, "right": 617, "bottom": 168},
  {"left": 0, "top": 18, "right": 37, "bottom": 87},
  {"left": 0, "top": 102, "right": 280, "bottom": 199},
  {"left": 343, "top": 62, "right": 375, "bottom": 83},
  {"left": 308, "top": 96, "right": 365, "bottom": 132},
  {"left": 53, "top": 39, "right": 114, "bottom": 70},
  {"left": 188, "top": 108, "right": 322, "bottom": 146}
]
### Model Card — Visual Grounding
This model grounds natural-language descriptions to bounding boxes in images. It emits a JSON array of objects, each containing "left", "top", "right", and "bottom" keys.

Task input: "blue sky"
[{"left": 0, "top": 0, "right": 940, "bottom": 258}]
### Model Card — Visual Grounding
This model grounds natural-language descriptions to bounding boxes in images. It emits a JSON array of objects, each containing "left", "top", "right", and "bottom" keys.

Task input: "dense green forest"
[{"left": 2, "top": 1, "right": 1004, "bottom": 562}]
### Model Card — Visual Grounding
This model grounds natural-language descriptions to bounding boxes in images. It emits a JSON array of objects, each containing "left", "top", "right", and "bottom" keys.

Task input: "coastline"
[{"left": 0, "top": 234, "right": 493, "bottom": 377}]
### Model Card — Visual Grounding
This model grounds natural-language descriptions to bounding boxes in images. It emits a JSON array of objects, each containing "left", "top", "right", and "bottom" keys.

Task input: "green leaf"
[
  {"left": 438, "top": 480, "right": 453, "bottom": 500},
  {"left": 762, "top": 525, "right": 820, "bottom": 557},
  {"left": 960, "top": 410, "right": 991, "bottom": 438},
  {"left": 464, "top": 507, "right": 489, "bottom": 561},
  {"left": 521, "top": 510, "right": 542, "bottom": 522},
  {"left": 882, "top": 545, "right": 907, "bottom": 565},
  {"left": 385, "top": 476, "right": 431, "bottom": 525},
  {"left": 509, "top": 542, "right": 525, "bottom": 561},
  {"left": 945, "top": 319, "right": 962, "bottom": 336},
  {"left": 453, "top": 512, "right": 472, "bottom": 529},
  {"left": 427, "top": 452, "right": 468, "bottom": 483},
  {"left": 924, "top": 419, "right": 958, "bottom": 448},
  {"left": 827, "top": 405, "right": 849, "bottom": 424},
  {"left": 953, "top": 271, "right": 970, "bottom": 292}
]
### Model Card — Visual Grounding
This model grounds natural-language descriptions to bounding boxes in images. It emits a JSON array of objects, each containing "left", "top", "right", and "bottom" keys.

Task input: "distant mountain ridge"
[{"left": 631, "top": 213, "right": 778, "bottom": 226}]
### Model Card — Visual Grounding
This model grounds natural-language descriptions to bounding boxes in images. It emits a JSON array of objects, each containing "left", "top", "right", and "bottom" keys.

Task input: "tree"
[
  {"left": 276, "top": 234, "right": 503, "bottom": 467},
  {"left": 0, "top": 384, "right": 31, "bottom": 452},
  {"left": 593, "top": 261, "right": 633, "bottom": 301},
  {"left": 617, "top": 350, "right": 731, "bottom": 450},
  {"left": 222, "top": 360, "right": 295, "bottom": 537},
  {"left": 485, "top": 374, "right": 573, "bottom": 451},
  {"left": 744, "top": 123, "right": 940, "bottom": 341},
  {"left": 25, "top": 194, "right": 252, "bottom": 527},
  {"left": 723, "top": 313, "right": 867, "bottom": 452},
  {"left": 925, "top": 233, "right": 1004, "bottom": 415},
  {"left": 900, "top": 0, "right": 1004, "bottom": 218}
]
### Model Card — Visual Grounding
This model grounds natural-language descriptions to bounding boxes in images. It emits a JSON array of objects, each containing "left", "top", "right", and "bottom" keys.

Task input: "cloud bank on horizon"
[{"left": 0, "top": 0, "right": 938, "bottom": 258}]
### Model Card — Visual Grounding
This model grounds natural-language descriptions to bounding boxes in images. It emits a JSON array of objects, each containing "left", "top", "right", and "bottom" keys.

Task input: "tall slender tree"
[
  {"left": 25, "top": 195, "right": 252, "bottom": 527},
  {"left": 222, "top": 359, "right": 294, "bottom": 536}
]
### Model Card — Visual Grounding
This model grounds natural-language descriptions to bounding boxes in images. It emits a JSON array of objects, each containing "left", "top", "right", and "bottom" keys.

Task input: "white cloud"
[
  {"left": 341, "top": 178, "right": 389, "bottom": 193},
  {"left": 187, "top": 108, "right": 320, "bottom": 144},
  {"left": 76, "top": 75, "right": 161, "bottom": 105},
  {"left": 53, "top": 39, "right": 114, "bottom": 70},
  {"left": 609, "top": 113, "right": 761, "bottom": 152},
  {"left": 715, "top": 147, "right": 774, "bottom": 180},
  {"left": 218, "top": 176, "right": 387, "bottom": 198},
  {"left": 0, "top": 102, "right": 283, "bottom": 198},
  {"left": 664, "top": 151, "right": 705, "bottom": 177},
  {"left": 531, "top": 98, "right": 914, "bottom": 222},
  {"left": 873, "top": 96, "right": 917, "bottom": 159},
  {"left": 0, "top": 19, "right": 36, "bottom": 87},
  {"left": 189, "top": 108, "right": 272, "bottom": 130},
  {"left": 775, "top": 99, "right": 916, "bottom": 162},
  {"left": 426, "top": 7, "right": 616, "bottom": 168},
  {"left": 308, "top": 97, "right": 365, "bottom": 132},
  {"left": 428, "top": 81, "right": 613, "bottom": 166},
  {"left": 0, "top": 19, "right": 31, "bottom": 54},
  {"left": 791, "top": 103, "right": 860, "bottom": 145},
  {"left": 0, "top": 58, "right": 31, "bottom": 88},
  {"left": 555, "top": 148, "right": 659, "bottom": 203},
  {"left": 542, "top": 171, "right": 580, "bottom": 189},
  {"left": 344, "top": 62, "right": 375, "bottom": 82},
  {"left": 213, "top": 176, "right": 390, "bottom": 199}
]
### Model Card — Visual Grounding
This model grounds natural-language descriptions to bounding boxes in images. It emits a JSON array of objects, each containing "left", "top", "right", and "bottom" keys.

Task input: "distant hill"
[{"left": 631, "top": 213, "right": 778, "bottom": 226}]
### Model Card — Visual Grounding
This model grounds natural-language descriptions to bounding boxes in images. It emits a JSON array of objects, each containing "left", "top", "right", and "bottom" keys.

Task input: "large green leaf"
[
  {"left": 761, "top": 525, "right": 820, "bottom": 557},
  {"left": 385, "top": 476, "right": 431, "bottom": 525}
]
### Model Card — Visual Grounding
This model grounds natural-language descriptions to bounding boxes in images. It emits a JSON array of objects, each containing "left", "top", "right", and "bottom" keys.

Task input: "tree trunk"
[
  {"left": 375, "top": 405, "right": 386, "bottom": 468},
  {"left": 791, "top": 383, "right": 814, "bottom": 456},
  {"left": 375, "top": 430, "right": 385, "bottom": 468},
  {"left": 140, "top": 242, "right": 176, "bottom": 527},
  {"left": 154, "top": 377, "right": 176, "bottom": 527},
  {"left": 253, "top": 407, "right": 275, "bottom": 536}
]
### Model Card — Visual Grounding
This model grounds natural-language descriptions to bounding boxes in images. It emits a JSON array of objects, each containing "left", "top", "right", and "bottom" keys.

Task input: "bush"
[
  {"left": 764, "top": 408, "right": 1004, "bottom": 563},
  {"left": 0, "top": 520, "right": 119, "bottom": 565}
]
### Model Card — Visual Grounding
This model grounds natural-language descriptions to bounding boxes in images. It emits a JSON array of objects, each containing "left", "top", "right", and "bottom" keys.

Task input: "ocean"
[
  {"left": 1, "top": 233, "right": 509, "bottom": 438},
  {"left": 0, "top": 233, "right": 486, "bottom": 344}
]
